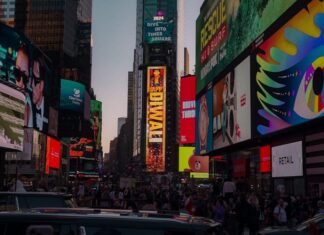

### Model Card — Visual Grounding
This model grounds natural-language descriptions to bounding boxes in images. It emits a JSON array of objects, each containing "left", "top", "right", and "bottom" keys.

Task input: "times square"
[{"left": 0, "top": 0, "right": 323, "bottom": 234}]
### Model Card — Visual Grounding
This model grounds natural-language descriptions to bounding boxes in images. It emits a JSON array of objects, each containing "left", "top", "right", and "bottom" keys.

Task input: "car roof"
[
  {"left": 0, "top": 208, "right": 220, "bottom": 230},
  {"left": 0, "top": 192, "right": 68, "bottom": 196}
]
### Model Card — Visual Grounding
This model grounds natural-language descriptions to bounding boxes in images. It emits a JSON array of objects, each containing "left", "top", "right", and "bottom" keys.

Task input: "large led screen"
[
  {"left": 144, "top": 20, "right": 173, "bottom": 44},
  {"left": 272, "top": 141, "right": 303, "bottom": 177},
  {"left": 178, "top": 147, "right": 209, "bottom": 179},
  {"left": 196, "top": 0, "right": 296, "bottom": 94},
  {"left": 69, "top": 137, "right": 94, "bottom": 158},
  {"left": 91, "top": 100, "right": 102, "bottom": 150},
  {"left": 196, "top": 89, "right": 213, "bottom": 155},
  {"left": 45, "top": 136, "right": 61, "bottom": 174},
  {"left": 180, "top": 75, "right": 196, "bottom": 144},
  {"left": 60, "top": 79, "right": 85, "bottom": 113},
  {"left": 255, "top": 0, "right": 324, "bottom": 136},
  {"left": 0, "top": 24, "right": 51, "bottom": 132},
  {"left": 0, "top": 83, "right": 25, "bottom": 151},
  {"left": 213, "top": 57, "right": 251, "bottom": 149},
  {"left": 146, "top": 66, "right": 166, "bottom": 172}
]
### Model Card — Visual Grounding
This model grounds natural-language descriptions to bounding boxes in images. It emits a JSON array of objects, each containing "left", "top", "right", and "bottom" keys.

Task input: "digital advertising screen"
[
  {"left": 196, "top": 0, "right": 297, "bottom": 94},
  {"left": 180, "top": 75, "right": 196, "bottom": 145},
  {"left": 144, "top": 20, "right": 173, "bottom": 44},
  {"left": 45, "top": 136, "right": 61, "bottom": 174},
  {"left": 90, "top": 100, "right": 102, "bottom": 150},
  {"left": 0, "top": 83, "right": 25, "bottom": 151},
  {"left": 178, "top": 147, "right": 209, "bottom": 179},
  {"left": 146, "top": 66, "right": 166, "bottom": 172},
  {"left": 255, "top": 0, "right": 324, "bottom": 136},
  {"left": 0, "top": 24, "right": 51, "bottom": 133},
  {"left": 213, "top": 57, "right": 251, "bottom": 150},
  {"left": 69, "top": 137, "right": 94, "bottom": 158},
  {"left": 60, "top": 79, "right": 85, "bottom": 113},
  {"left": 272, "top": 141, "right": 303, "bottom": 177},
  {"left": 196, "top": 89, "right": 213, "bottom": 155}
]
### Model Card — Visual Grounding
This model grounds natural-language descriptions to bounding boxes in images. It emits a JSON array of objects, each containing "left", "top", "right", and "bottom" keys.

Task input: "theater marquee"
[{"left": 146, "top": 66, "right": 166, "bottom": 172}]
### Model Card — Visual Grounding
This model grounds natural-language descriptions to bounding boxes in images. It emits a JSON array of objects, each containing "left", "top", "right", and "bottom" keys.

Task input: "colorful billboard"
[
  {"left": 178, "top": 147, "right": 209, "bottom": 179},
  {"left": 213, "top": 57, "right": 251, "bottom": 149},
  {"left": 60, "top": 79, "right": 85, "bottom": 113},
  {"left": 255, "top": 0, "right": 324, "bottom": 135},
  {"left": 0, "top": 83, "right": 25, "bottom": 151},
  {"left": 45, "top": 136, "right": 61, "bottom": 174},
  {"left": 69, "top": 137, "right": 94, "bottom": 158},
  {"left": 196, "top": 89, "right": 213, "bottom": 155},
  {"left": 196, "top": 0, "right": 296, "bottom": 94},
  {"left": 180, "top": 75, "right": 196, "bottom": 144},
  {"left": 90, "top": 100, "right": 102, "bottom": 150},
  {"left": 144, "top": 20, "right": 173, "bottom": 44},
  {"left": 0, "top": 24, "right": 51, "bottom": 132},
  {"left": 146, "top": 66, "right": 166, "bottom": 172}
]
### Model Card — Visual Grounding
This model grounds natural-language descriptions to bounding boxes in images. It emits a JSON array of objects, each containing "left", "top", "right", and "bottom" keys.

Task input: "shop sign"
[{"left": 272, "top": 141, "right": 303, "bottom": 177}]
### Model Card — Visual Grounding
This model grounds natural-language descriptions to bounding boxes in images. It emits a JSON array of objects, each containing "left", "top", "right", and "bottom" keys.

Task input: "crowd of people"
[{"left": 68, "top": 178, "right": 324, "bottom": 235}]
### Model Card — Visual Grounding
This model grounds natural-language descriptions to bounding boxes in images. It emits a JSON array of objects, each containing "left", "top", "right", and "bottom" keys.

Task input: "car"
[
  {"left": 258, "top": 213, "right": 324, "bottom": 234},
  {"left": 0, "top": 192, "right": 76, "bottom": 211},
  {"left": 0, "top": 207, "right": 226, "bottom": 235}
]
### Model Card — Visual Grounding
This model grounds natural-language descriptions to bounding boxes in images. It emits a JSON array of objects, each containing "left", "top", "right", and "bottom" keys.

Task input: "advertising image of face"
[
  {"left": 14, "top": 45, "right": 29, "bottom": 89},
  {"left": 188, "top": 154, "right": 209, "bottom": 172}
]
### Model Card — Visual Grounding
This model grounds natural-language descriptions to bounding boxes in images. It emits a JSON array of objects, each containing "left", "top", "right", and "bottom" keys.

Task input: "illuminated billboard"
[
  {"left": 146, "top": 66, "right": 166, "bottom": 172},
  {"left": 196, "top": 0, "right": 297, "bottom": 94},
  {"left": 69, "top": 137, "right": 94, "bottom": 158},
  {"left": 255, "top": 0, "right": 324, "bottom": 136},
  {"left": 213, "top": 57, "right": 251, "bottom": 149},
  {"left": 0, "top": 24, "right": 52, "bottom": 133},
  {"left": 196, "top": 89, "right": 213, "bottom": 155},
  {"left": 178, "top": 147, "right": 209, "bottom": 179},
  {"left": 60, "top": 79, "right": 85, "bottom": 113},
  {"left": 180, "top": 75, "right": 196, "bottom": 144},
  {"left": 45, "top": 136, "right": 61, "bottom": 174},
  {"left": 0, "top": 83, "right": 25, "bottom": 151},
  {"left": 144, "top": 20, "right": 173, "bottom": 44},
  {"left": 90, "top": 100, "right": 102, "bottom": 150}
]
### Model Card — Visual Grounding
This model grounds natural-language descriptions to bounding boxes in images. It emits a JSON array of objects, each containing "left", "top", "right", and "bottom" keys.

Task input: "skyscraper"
[{"left": 133, "top": 0, "right": 184, "bottom": 172}]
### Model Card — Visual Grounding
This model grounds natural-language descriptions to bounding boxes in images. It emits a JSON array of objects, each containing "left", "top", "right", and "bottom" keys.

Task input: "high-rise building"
[
  {"left": 118, "top": 117, "right": 127, "bottom": 136},
  {"left": 133, "top": 0, "right": 184, "bottom": 172},
  {"left": 184, "top": 47, "right": 189, "bottom": 76},
  {"left": 127, "top": 71, "right": 135, "bottom": 120}
]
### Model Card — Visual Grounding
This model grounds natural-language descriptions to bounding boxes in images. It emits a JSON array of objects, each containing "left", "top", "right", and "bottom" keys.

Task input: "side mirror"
[{"left": 26, "top": 225, "right": 54, "bottom": 235}]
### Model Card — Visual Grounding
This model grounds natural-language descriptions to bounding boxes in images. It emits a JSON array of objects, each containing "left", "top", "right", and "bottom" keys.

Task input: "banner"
[
  {"left": 196, "top": 0, "right": 296, "bottom": 94},
  {"left": 180, "top": 75, "right": 196, "bottom": 144},
  {"left": 255, "top": 0, "right": 324, "bottom": 136},
  {"left": 146, "top": 66, "right": 166, "bottom": 172},
  {"left": 213, "top": 57, "right": 251, "bottom": 149},
  {"left": 272, "top": 141, "right": 303, "bottom": 177}
]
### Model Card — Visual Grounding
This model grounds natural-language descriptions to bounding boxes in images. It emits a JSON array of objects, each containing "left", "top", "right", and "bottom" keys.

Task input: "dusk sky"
[{"left": 92, "top": 0, "right": 203, "bottom": 154}]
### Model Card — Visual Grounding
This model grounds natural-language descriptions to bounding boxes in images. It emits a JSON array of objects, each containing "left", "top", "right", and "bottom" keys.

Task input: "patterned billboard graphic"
[
  {"left": 196, "top": 0, "right": 296, "bottom": 94},
  {"left": 146, "top": 66, "right": 166, "bottom": 172},
  {"left": 213, "top": 57, "right": 251, "bottom": 149},
  {"left": 256, "top": 0, "right": 324, "bottom": 135},
  {"left": 196, "top": 89, "right": 213, "bottom": 155}
]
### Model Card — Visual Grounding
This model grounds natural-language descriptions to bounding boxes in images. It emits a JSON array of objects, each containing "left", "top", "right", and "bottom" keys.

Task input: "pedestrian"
[{"left": 273, "top": 198, "right": 287, "bottom": 226}]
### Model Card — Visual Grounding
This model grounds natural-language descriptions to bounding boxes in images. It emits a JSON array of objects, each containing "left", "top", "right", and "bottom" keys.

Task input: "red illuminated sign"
[
  {"left": 45, "top": 137, "right": 61, "bottom": 174},
  {"left": 180, "top": 75, "right": 196, "bottom": 144},
  {"left": 260, "top": 145, "right": 271, "bottom": 173}
]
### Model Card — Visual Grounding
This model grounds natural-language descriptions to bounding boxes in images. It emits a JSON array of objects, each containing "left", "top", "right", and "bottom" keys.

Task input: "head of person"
[
  {"left": 15, "top": 44, "right": 29, "bottom": 89},
  {"left": 32, "top": 55, "right": 45, "bottom": 107}
]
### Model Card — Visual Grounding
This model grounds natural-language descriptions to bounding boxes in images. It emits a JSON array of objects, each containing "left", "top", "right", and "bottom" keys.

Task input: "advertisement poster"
[
  {"left": 144, "top": 20, "right": 173, "bottom": 44},
  {"left": 180, "top": 75, "right": 196, "bottom": 144},
  {"left": 178, "top": 147, "right": 209, "bottom": 179},
  {"left": 0, "top": 83, "right": 25, "bottom": 151},
  {"left": 69, "top": 137, "right": 94, "bottom": 158},
  {"left": 213, "top": 57, "right": 251, "bottom": 149},
  {"left": 60, "top": 79, "right": 85, "bottom": 113},
  {"left": 90, "top": 100, "right": 102, "bottom": 150},
  {"left": 146, "top": 66, "right": 166, "bottom": 172},
  {"left": 255, "top": 0, "right": 324, "bottom": 135},
  {"left": 196, "top": 89, "right": 213, "bottom": 155},
  {"left": 196, "top": 0, "right": 296, "bottom": 94},
  {"left": 0, "top": 24, "right": 51, "bottom": 132},
  {"left": 272, "top": 141, "right": 303, "bottom": 177},
  {"left": 45, "top": 136, "right": 61, "bottom": 174}
]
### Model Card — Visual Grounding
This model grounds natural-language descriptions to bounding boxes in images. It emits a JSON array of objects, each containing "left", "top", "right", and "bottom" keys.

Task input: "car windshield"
[{"left": 295, "top": 214, "right": 324, "bottom": 231}]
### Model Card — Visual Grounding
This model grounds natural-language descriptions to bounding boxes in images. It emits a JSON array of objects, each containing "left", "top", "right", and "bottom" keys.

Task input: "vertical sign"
[{"left": 146, "top": 66, "right": 166, "bottom": 172}]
